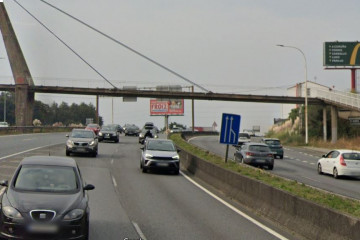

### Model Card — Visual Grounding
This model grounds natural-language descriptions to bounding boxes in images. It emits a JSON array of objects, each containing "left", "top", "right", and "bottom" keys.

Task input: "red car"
[{"left": 85, "top": 123, "right": 100, "bottom": 135}]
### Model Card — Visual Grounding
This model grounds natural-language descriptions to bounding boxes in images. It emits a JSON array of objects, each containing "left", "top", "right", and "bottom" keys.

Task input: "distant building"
[{"left": 282, "top": 81, "right": 333, "bottom": 118}]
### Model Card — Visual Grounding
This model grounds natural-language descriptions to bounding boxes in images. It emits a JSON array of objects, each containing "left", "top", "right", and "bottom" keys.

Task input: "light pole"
[{"left": 277, "top": 44, "right": 308, "bottom": 144}]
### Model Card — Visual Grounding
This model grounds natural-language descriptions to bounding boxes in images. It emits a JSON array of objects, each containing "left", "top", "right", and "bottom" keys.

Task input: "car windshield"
[
  {"left": 239, "top": 133, "right": 250, "bottom": 139},
  {"left": 14, "top": 165, "right": 79, "bottom": 192},
  {"left": 71, "top": 131, "right": 94, "bottom": 138},
  {"left": 249, "top": 145, "right": 271, "bottom": 152},
  {"left": 265, "top": 140, "right": 280, "bottom": 145},
  {"left": 101, "top": 126, "right": 115, "bottom": 131},
  {"left": 147, "top": 141, "right": 176, "bottom": 151},
  {"left": 342, "top": 153, "right": 360, "bottom": 160}
]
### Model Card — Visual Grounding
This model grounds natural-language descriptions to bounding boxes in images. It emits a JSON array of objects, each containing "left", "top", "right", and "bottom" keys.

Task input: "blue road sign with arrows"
[{"left": 220, "top": 113, "right": 241, "bottom": 145}]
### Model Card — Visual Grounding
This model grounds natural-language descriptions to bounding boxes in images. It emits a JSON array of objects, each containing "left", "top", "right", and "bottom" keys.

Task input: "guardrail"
[
  {"left": 317, "top": 89, "right": 360, "bottom": 110},
  {"left": 0, "top": 126, "right": 83, "bottom": 135}
]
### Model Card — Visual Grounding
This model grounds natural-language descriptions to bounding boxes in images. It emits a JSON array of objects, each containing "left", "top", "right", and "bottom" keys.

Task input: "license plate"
[
  {"left": 28, "top": 224, "right": 58, "bottom": 233},
  {"left": 256, "top": 159, "right": 266, "bottom": 163},
  {"left": 157, "top": 162, "right": 169, "bottom": 167}
]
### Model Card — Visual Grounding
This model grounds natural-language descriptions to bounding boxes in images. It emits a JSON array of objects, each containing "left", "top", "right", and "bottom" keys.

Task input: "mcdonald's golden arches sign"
[{"left": 324, "top": 42, "right": 360, "bottom": 66}]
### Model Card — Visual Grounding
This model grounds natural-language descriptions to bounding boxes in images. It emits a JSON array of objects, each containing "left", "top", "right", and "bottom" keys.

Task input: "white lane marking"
[
  {"left": 112, "top": 176, "right": 117, "bottom": 187},
  {"left": 132, "top": 221, "right": 147, "bottom": 240},
  {"left": 0, "top": 143, "right": 62, "bottom": 161},
  {"left": 181, "top": 172, "right": 289, "bottom": 240},
  {"left": 302, "top": 161, "right": 308, "bottom": 163},
  {"left": 111, "top": 159, "right": 114, "bottom": 165},
  {"left": 310, "top": 163, "right": 315, "bottom": 165}
]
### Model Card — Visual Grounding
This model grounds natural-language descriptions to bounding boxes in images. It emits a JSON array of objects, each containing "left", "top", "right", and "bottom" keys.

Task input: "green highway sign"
[{"left": 324, "top": 42, "right": 360, "bottom": 66}]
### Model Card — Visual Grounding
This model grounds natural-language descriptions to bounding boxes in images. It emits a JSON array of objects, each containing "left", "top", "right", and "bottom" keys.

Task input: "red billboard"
[{"left": 150, "top": 99, "right": 184, "bottom": 116}]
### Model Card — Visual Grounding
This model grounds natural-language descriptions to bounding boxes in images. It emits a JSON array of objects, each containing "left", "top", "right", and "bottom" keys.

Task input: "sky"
[{"left": 0, "top": 0, "right": 359, "bottom": 133}]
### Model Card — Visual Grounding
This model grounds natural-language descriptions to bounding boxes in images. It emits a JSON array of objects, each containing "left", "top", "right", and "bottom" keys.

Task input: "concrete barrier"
[{"left": 177, "top": 140, "right": 360, "bottom": 240}]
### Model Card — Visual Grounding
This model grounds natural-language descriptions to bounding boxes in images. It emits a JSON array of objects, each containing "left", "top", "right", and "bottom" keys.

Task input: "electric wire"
[
  {"left": 39, "top": 0, "right": 210, "bottom": 93},
  {"left": 12, "top": 0, "right": 118, "bottom": 89}
]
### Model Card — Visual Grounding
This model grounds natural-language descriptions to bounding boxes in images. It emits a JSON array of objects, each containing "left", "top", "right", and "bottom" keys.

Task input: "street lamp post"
[{"left": 277, "top": 44, "right": 308, "bottom": 144}]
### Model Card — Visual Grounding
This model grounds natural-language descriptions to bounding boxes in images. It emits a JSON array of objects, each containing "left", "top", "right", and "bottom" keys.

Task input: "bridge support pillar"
[
  {"left": 15, "top": 80, "right": 34, "bottom": 126},
  {"left": 331, "top": 106, "right": 338, "bottom": 143},
  {"left": 323, "top": 107, "right": 327, "bottom": 141}
]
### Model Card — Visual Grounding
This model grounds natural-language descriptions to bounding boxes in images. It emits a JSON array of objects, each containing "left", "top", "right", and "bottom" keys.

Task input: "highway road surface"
[
  {"left": 0, "top": 133, "right": 299, "bottom": 240},
  {"left": 189, "top": 135, "right": 360, "bottom": 200}
]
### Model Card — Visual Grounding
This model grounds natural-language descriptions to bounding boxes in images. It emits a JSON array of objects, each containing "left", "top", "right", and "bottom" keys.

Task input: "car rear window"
[
  {"left": 342, "top": 153, "right": 360, "bottom": 160},
  {"left": 249, "top": 145, "right": 271, "bottom": 152},
  {"left": 265, "top": 140, "right": 280, "bottom": 145},
  {"left": 239, "top": 133, "right": 250, "bottom": 139}
]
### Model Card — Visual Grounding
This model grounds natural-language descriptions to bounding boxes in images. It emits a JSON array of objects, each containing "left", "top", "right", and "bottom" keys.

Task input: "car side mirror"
[
  {"left": 322, "top": 154, "right": 326, "bottom": 158},
  {"left": 83, "top": 184, "right": 95, "bottom": 191},
  {"left": 177, "top": 149, "right": 181, "bottom": 153},
  {"left": 0, "top": 180, "right": 8, "bottom": 187}
]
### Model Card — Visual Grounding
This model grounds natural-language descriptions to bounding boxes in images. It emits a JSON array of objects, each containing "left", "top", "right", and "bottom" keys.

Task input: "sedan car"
[
  {"left": 98, "top": 125, "right": 119, "bottom": 143},
  {"left": 234, "top": 142, "right": 274, "bottom": 170},
  {"left": 261, "top": 138, "right": 284, "bottom": 159},
  {"left": 0, "top": 156, "right": 94, "bottom": 240},
  {"left": 66, "top": 129, "right": 98, "bottom": 157},
  {"left": 85, "top": 124, "right": 100, "bottom": 135},
  {"left": 124, "top": 125, "right": 140, "bottom": 136},
  {"left": 317, "top": 149, "right": 360, "bottom": 178},
  {"left": 140, "top": 139, "right": 180, "bottom": 174}
]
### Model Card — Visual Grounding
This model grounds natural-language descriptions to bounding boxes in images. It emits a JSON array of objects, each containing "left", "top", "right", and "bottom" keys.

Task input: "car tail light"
[
  {"left": 267, "top": 153, "right": 273, "bottom": 157},
  {"left": 340, "top": 155, "right": 347, "bottom": 166},
  {"left": 246, "top": 152, "right": 255, "bottom": 156},
  {"left": 279, "top": 145, "right": 283, "bottom": 148}
]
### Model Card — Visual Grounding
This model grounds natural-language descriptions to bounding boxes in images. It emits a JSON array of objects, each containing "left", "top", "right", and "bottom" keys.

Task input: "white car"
[{"left": 317, "top": 149, "right": 360, "bottom": 178}]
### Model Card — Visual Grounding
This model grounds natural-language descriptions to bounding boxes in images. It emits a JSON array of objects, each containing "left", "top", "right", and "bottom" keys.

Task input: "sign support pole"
[{"left": 225, "top": 144, "right": 229, "bottom": 163}]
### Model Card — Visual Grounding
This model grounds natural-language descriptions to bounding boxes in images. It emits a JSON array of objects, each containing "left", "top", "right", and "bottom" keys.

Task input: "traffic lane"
[
  {"left": 110, "top": 136, "right": 293, "bottom": 240},
  {"left": 0, "top": 132, "right": 66, "bottom": 158},
  {"left": 0, "top": 142, "right": 141, "bottom": 240},
  {"left": 189, "top": 136, "right": 360, "bottom": 200}
]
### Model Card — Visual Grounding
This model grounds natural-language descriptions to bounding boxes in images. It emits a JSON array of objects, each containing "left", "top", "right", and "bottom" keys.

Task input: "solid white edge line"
[
  {"left": 132, "top": 221, "right": 147, "bottom": 240},
  {"left": 0, "top": 143, "right": 62, "bottom": 161},
  {"left": 180, "top": 171, "right": 289, "bottom": 240}
]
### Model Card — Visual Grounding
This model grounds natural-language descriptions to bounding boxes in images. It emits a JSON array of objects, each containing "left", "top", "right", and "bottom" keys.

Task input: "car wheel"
[
  {"left": 66, "top": 150, "right": 70, "bottom": 156},
  {"left": 280, "top": 155, "right": 283, "bottom": 159},
  {"left": 268, "top": 165, "right": 274, "bottom": 170},
  {"left": 115, "top": 138, "right": 119, "bottom": 143},
  {"left": 333, "top": 167, "right": 339, "bottom": 179},
  {"left": 317, "top": 164, "right": 323, "bottom": 175},
  {"left": 142, "top": 167, "right": 147, "bottom": 173},
  {"left": 92, "top": 151, "right": 97, "bottom": 157},
  {"left": 174, "top": 169, "right": 180, "bottom": 175},
  {"left": 240, "top": 156, "right": 244, "bottom": 164}
]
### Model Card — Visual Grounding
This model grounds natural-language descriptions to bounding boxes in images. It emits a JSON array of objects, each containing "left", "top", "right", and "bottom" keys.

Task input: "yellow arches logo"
[{"left": 350, "top": 43, "right": 360, "bottom": 65}]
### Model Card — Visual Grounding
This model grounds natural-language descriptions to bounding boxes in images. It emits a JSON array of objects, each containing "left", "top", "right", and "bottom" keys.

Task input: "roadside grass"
[{"left": 170, "top": 133, "right": 360, "bottom": 218}]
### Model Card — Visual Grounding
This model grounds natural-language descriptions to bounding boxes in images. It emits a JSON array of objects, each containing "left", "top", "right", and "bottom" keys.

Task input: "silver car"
[
  {"left": 234, "top": 142, "right": 274, "bottom": 170},
  {"left": 66, "top": 129, "right": 98, "bottom": 157},
  {"left": 140, "top": 139, "right": 180, "bottom": 174}
]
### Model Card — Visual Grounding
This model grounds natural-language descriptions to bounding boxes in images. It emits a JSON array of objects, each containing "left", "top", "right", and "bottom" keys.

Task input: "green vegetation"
[
  {"left": 170, "top": 133, "right": 360, "bottom": 218},
  {"left": 0, "top": 92, "right": 102, "bottom": 126}
]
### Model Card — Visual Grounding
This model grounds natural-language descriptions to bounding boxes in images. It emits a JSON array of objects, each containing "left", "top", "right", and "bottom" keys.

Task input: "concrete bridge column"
[
  {"left": 331, "top": 106, "right": 338, "bottom": 143},
  {"left": 323, "top": 107, "right": 327, "bottom": 141}
]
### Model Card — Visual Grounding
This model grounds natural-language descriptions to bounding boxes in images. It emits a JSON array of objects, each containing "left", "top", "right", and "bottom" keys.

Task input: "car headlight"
[
  {"left": 145, "top": 153, "right": 153, "bottom": 159},
  {"left": 139, "top": 133, "right": 144, "bottom": 138},
  {"left": 172, "top": 155, "right": 180, "bottom": 160},
  {"left": 63, "top": 209, "right": 84, "bottom": 221},
  {"left": 98, "top": 132, "right": 103, "bottom": 136},
  {"left": 89, "top": 140, "right": 95, "bottom": 146},
  {"left": 3, "top": 206, "right": 23, "bottom": 219},
  {"left": 66, "top": 140, "right": 74, "bottom": 147}
]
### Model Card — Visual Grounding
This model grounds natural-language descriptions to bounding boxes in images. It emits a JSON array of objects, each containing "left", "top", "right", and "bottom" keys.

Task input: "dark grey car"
[
  {"left": 140, "top": 139, "right": 180, "bottom": 174},
  {"left": 98, "top": 125, "right": 119, "bottom": 143},
  {"left": 234, "top": 142, "right": 274, "bottom": 170},
  {"left": 66, "top": 129, "right": 98, "bottom": 157}
]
